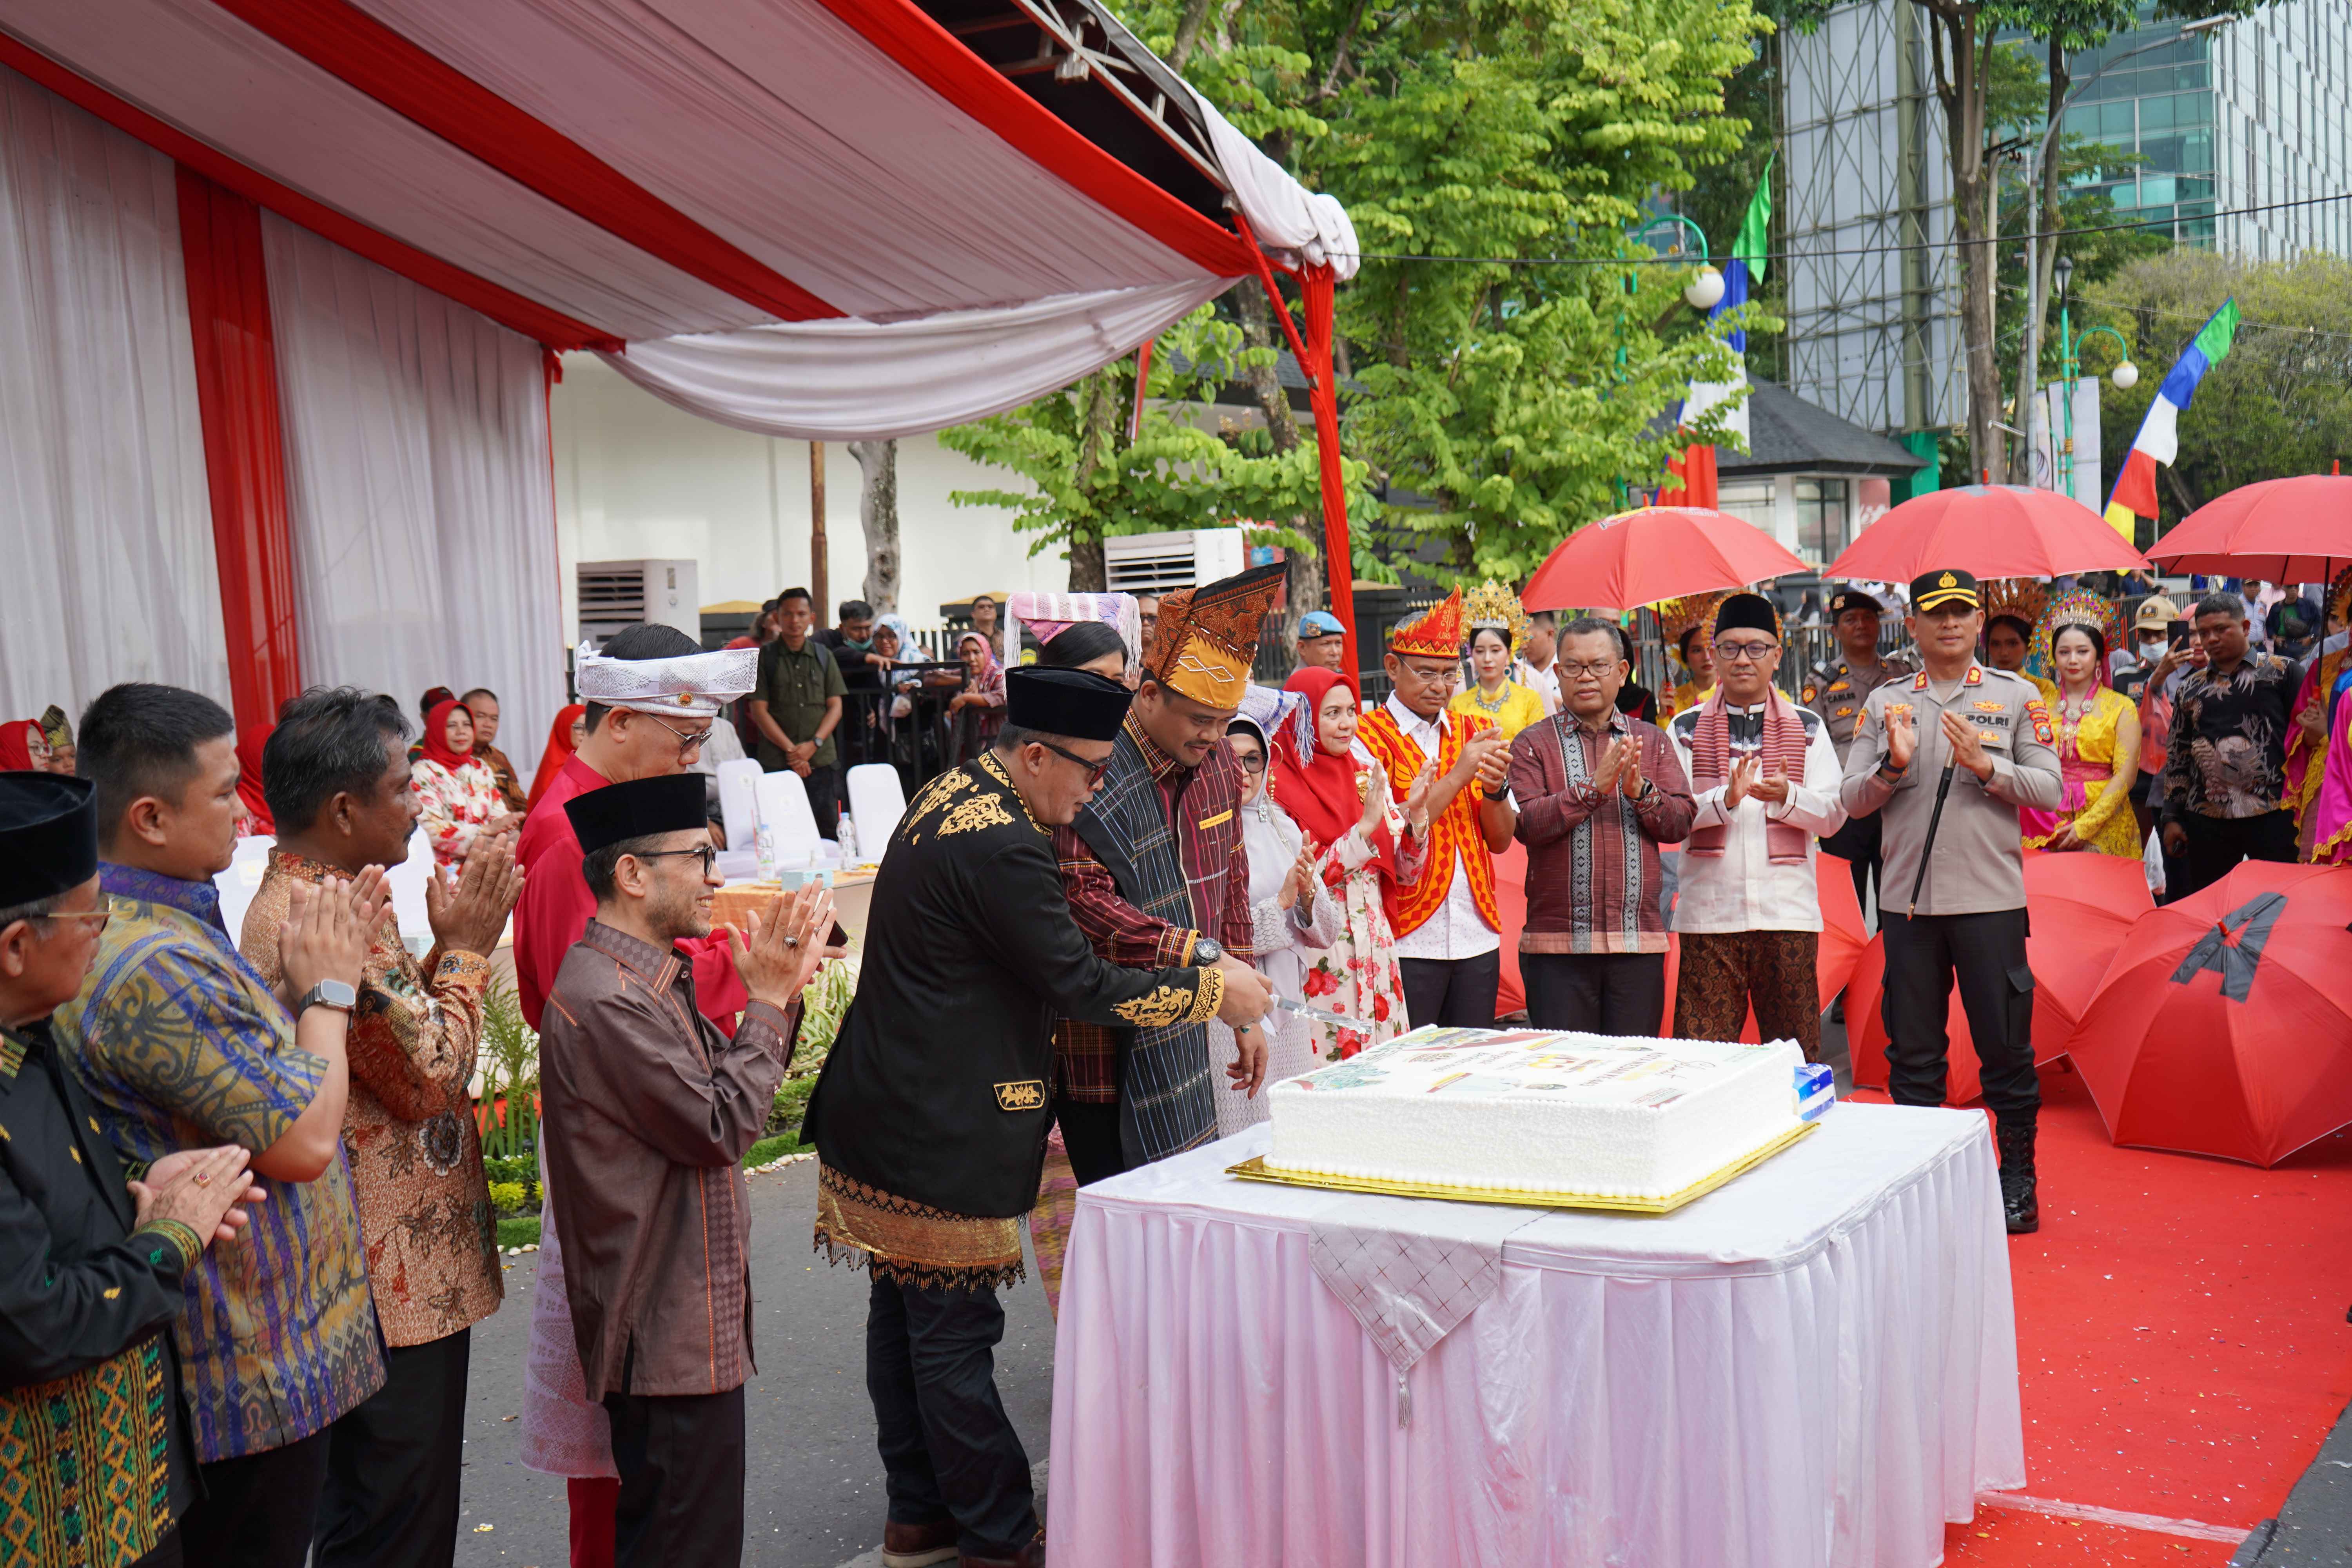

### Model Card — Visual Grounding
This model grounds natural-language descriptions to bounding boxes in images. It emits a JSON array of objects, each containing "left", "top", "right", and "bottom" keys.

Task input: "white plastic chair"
[
  {"left": 386, "top": 825, "right": 436, "bottom": 944},
  {"left": 845, "top": 763, "right": 907, "bottom": 857},
  {"left": 212, "top": 835, "right": 274, "bottom": 944},
  {"left": 753, "top": 770, "right": 823, "bottom": 867},
  {"left": 716, "top": 758, "right": 764, "bottom": 854}
]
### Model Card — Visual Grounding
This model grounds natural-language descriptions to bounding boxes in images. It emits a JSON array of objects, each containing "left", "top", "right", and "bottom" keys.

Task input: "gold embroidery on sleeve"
[
  {"left": 1113, "top": 985, "right": 1195, "bottom": 1028},
  {"left": 1184, "top": 965, "right": 1225, "bottom": 1025},
  {"left": 938, "top": 794, "right": 1016, "bottom": 836}
]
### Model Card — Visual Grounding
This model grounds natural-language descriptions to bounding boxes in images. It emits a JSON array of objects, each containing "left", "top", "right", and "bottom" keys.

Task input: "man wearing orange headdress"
[
  {"left": 1049, "top": 565, "right": 1282, "bottom": 1184},
  {"left": 1356, "top": 589, "right": 1518, "bottom": 1028}
]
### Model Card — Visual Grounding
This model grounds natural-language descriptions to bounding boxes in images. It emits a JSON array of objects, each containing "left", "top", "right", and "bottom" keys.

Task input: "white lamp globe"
[
  {"left": 2111, "top": 360, "right": 2140, "bottom": 390},
  {"left": 1683, "top": 266, "right": 1726, "bottom": 310}
]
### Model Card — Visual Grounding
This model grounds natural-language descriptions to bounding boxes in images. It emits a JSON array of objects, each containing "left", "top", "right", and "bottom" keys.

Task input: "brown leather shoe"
[
  {"left": 880, "top": 1516, "right": 959, "bottom": 1568},
  {"left": 957, "top": 1532, "right": 1045, "bottom": 1568}
]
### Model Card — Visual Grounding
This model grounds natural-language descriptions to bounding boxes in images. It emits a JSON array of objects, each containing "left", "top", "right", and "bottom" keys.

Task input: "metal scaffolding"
[{"left": 1780, "top": 0, "right": 1962, "bottom": 437}]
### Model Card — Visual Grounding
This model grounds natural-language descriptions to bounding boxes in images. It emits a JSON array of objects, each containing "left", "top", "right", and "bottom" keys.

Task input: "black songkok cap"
[
  {"left": 1911, "top": 568, "right": 1981, "bottom": 612},
  {"left": 1006, "top": 668, "right": 1132, "bottom": 742},
  {"left": 1829, "top": 588, "right": 1883, "bottom": 618},
  {"left": 0, "top": 773, "right": 99, "bottom": 908},
  {"left": 563, "top": 773, "right": 709, "bottom": 856},
  {"left": 1713, "top": 592, "right": 1780, "bottom": 639}
]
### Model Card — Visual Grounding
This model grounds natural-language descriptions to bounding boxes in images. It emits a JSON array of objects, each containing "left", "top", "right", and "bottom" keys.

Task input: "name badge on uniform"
[
  {"left": 994, "top": 1080, "right": 1047, "bottom": 1112},
  {"left": 1197, "top": 809, "right": 1234, "bottom": 830}
]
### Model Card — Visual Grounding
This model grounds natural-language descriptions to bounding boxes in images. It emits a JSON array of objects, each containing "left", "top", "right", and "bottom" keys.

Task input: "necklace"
[{"left": 1472, "top": 683, "right": 1511, "bottom": 713}]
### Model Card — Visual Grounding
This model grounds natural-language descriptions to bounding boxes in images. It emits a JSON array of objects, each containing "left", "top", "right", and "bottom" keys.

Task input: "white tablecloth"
[{"left": 1046, "top": 1102, "right": 2023, "bottom": 1568}]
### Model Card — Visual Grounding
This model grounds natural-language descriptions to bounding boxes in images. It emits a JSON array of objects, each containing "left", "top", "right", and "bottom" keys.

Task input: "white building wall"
[{"left": 550, "top": 353, "right": 1069, "bottom": 634}]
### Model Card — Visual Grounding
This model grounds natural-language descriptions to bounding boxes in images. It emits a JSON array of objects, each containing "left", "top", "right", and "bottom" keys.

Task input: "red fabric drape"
[
  {"left": 1659, "top": 443, "right": 1720, "bottom": 509},
  {"left": 178, "top": 167, "right": 303, "bottom": 750}
]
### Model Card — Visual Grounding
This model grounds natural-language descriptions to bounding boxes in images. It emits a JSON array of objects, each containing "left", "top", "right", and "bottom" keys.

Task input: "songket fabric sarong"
[{"left": 817, "top": 1164, "right": 1026, "bottom": 1292}]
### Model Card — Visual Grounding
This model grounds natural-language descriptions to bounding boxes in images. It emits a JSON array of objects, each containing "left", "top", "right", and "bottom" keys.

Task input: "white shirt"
[
  {"left": 1514, "top": 656, "right": 1562, "bottom": 715},
  {"left": 1665, "top": 699, "right": 1848, "bottom": 934},
  {"left": 1354, "top": 695, "right": 1501, "bottom": 960}
]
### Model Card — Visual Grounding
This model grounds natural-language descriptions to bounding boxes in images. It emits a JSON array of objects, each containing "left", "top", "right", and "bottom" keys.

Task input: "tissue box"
[{"left": 1795, "top": 1062, "right": 1836, "bottom": 1122}]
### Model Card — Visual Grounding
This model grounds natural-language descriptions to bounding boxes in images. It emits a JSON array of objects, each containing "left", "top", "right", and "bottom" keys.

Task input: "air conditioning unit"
[
  {"left": 577, "top": 559, "right": 699, "bottom": 644},
  {"left": 1104, "top": 528, "right": 1247, "bottom": 595}
]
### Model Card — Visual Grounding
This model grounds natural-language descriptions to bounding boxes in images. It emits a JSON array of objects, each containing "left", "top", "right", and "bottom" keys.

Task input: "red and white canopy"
[{"left": 1, "top": 0, "right": 1356, "bottom": 435}]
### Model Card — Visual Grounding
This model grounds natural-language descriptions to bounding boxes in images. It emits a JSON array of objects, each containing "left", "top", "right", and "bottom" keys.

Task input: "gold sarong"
[{"left": 814, "top": 1163, "right": 1026, "bottom": 1292}]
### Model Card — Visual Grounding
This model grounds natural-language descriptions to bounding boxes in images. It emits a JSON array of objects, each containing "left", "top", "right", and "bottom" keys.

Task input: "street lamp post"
[
  {"left": 2047, "top": 253, "right": 2137, "bottom": 502},
  {"left": 2017, "top": 15, "right": 2230, "bottom": 487}
]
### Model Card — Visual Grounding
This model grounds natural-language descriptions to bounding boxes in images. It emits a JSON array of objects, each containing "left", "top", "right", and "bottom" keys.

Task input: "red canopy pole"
[
  {"left": 178, "top": 167, "right": 303, "bottom": 749},
  {"left": 1298, "top": 265, "right": 1357, "bottom": 677}
]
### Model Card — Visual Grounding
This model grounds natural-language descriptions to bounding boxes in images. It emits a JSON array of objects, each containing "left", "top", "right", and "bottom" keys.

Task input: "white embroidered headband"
[{"left": 575, "top": 646, "right": 757, "bottom": 718}]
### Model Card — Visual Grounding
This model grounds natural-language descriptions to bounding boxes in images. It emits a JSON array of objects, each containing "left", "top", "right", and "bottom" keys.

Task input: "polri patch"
[
  {"left": 994, "top": 1080, "right": 1047, "bottom": 1112},
  {"left": 2025, "top": 699, "right": 2054, "bottom": 745}
]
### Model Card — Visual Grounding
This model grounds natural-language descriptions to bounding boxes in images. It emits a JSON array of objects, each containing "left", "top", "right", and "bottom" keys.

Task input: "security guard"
[
  {"left": 1839, "top": 570, "right": 2062, "bottom": 1234},
  {"left": 1804, "top": 588, "right": 1916, "bottom": 915}
]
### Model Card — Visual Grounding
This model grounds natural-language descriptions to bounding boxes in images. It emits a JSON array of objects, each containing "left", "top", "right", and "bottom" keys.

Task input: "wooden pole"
[{"left": 809, "top": 440, "right": 829, "bottom": 612}]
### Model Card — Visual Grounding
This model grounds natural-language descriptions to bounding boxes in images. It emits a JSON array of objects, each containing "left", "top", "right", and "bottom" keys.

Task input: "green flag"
[{"left": 1733, "top": 153, "right": 1773, "bottom": 285}]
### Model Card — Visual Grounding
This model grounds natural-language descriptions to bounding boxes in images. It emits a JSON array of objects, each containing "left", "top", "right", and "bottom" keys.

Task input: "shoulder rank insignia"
[
  {"left": 2025, "top": 699, "right": 2054, "bottom": 746},
  {"left": 993, "top": 1080, "right": 1047, "bottom": 1112},
  {"left": 1964, "top": 665, "right": 1984, "bottom": 686},
  {"left": 1911, "top": 671, "right": 1930, "bottom": 691}
]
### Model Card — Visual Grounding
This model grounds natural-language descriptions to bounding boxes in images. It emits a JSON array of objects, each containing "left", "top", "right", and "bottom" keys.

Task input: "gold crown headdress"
[
  {"left": 1461, "top": 580, "right": 1531, "bottom": 653},
  {"left": 1981, "top": 578, "right": 2048, "bottom": 631},
  {"left": 2029, "top": 590, "right": 2122, "bottom": 673}
]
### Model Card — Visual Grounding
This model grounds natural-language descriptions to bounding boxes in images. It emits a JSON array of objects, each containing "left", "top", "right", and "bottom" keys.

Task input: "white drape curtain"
[
  {"left": 0, "top": 67, "right": 227, "bottom": 724},
  {"left": 593, "top": 278, "right": 1227, "bottom": 443},
  {"left": 263, "top": 213, "right": 564, "bottom": 759}
]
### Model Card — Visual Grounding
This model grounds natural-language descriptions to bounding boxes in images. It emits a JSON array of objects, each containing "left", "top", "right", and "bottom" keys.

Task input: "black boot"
[{"left": 1996, "top": 1117, "right": 2039, "bottom": 1234}]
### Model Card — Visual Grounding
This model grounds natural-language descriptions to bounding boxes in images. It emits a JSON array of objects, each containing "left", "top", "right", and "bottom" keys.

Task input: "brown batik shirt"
[
  {"left": 242, "top": 850, "right": 503, "bottom": 1348},
  {"left": 538, "top": 921, "right": 801, "bottom": 1400}
]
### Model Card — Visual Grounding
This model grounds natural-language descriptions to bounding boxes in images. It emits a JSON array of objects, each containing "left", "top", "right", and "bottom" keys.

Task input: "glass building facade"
[{"left": 2063, "top": 18, "right": 2217, "bottom": 244}]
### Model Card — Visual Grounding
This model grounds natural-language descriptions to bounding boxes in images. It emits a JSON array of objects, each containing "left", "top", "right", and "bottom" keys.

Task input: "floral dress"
[
  {"left": 411, "top": 755, "right": 502, "bottom": 867},
  {"left": 1299, "top": 815, "right": 1425, "bottom": 1060}
]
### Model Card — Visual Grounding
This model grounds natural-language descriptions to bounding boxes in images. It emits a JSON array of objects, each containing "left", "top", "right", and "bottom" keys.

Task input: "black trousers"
[
  {"left": 806, "top": 762, "right": 842, "bottom": 839},
  {"left": 314, "top": 1328, "right": 472, "bottom": 1568},
  {"left": 866, "top": 1274, "right": 1036, "bottom": 1558},
  {"left": 178, "top": 1428, "right": 332, "bottom": 1568},
  {"left": 1054, "top": 1096, "right": 1127, "bottom": 1186},
  {"left": 1398, "top": 949, "right": 1502, "bottom": 1030},
  {"left": 1818, "top": 810, "right": 1882, "bottom": 920},
  {"left": 1521, "top": 952, "right": 1667, "bottom": 1036},
  {"left": 600, "top": 1383, "right": 746, "bottom": 1568},
  {"left": 2172, "top": 809, "right": 2297, "bottom": 900},
  {"left": 1879, "top": 909, "right": 2040, "bottom": 1120}
]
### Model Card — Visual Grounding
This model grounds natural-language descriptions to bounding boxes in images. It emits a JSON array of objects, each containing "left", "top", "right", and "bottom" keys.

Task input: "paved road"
[{"left": 452, "top": 1157, "right": 1058, "bottom": 1568}]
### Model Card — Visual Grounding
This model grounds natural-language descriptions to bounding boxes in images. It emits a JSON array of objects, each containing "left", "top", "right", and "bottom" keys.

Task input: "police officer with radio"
[
  {"left": 1839, "top": 570, "right": 2063, "bottom": 1234},
  {"left": 1804, "top": 588, "right": 1916, "bottom": 916}
]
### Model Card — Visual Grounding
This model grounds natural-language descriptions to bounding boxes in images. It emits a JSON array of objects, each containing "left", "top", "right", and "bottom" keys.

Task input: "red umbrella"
[
  {"left": 1826, "top": 485, "right": 2149, "bottom": 583},
  {"left": 1522, "top": 506, "right": 1807, "bottom": 615},
  {"left": 2069, "top": 862, "right": 2352, "bottom": 1167},
  {"left": 2145, "top": 474, "right": 2352, "bottom": 583},
  {"left": 1847, "top": 850, "right": 2152, "bottom": 1102}
]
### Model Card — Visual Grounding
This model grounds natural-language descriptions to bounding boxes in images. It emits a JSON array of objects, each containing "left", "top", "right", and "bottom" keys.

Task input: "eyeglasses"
[
  {"left": 1712, "top": 640, "right": 1780, "bottom": 664},
  {"left": 1033, "top": 737, "right": 1114, "bottom": 784},
  {"left": 36, "top": 906, "right": 111, "bottom": 934},
  {"left": 632, "top": 844, "right": 719, "bottom": 876},
  {"left": 1395, "top": 663, "right": 1460, "bottom": 687},
  {"left": 1558, "top": 660, "right": 1623, "bottom": 679},
  {"left": 1234, "top": 750, "right": 1268, "bottom": 774},
  {"left": 641, "top": 714, "right": 709, "bottom": 759}
]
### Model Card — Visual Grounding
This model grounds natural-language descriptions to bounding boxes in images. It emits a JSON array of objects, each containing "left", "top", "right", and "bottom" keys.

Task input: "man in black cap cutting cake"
[
  {"left": 0, "top": 771, "right": 264, "bottom": 1567},
  {"left": 539, "top": 772, "right": 841, "bottom": 1567},
  {"left": 1839, "top": 570, "right": 2062, "bottom": 1233},
  {"left": 808, "top": 667, "right": 1273, "bottom": 1568}
]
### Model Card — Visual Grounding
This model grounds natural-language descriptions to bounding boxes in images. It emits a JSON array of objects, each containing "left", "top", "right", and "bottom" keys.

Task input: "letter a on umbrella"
[{"left": 2068, "top": 862, "right": 2352, "bottom": 1167}]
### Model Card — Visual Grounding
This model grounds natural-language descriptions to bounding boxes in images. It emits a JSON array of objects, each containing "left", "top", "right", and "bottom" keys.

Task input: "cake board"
[{"left": 1225, "top": 1118, "right": 1818, "bottom": 1215}]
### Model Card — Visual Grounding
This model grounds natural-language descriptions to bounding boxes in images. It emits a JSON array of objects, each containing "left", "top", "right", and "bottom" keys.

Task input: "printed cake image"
[{"left": 1262, "top": 1025, "right": 1814, "bottom": 1200}]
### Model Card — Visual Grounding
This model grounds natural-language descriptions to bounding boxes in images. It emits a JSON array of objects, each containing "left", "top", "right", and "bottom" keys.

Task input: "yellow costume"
[
  {"left": 1450, "top": 681, "right": 1546, "bottom": 740},
  {"left": 1455, "top": 579, "right": 1546, "bottom": 739},
  {"left": 2024, "top": 593, "right": 2138, "bottom": 857},
  {"left": 2285, "top": 568, "right": 2352, "bottom": 853}
]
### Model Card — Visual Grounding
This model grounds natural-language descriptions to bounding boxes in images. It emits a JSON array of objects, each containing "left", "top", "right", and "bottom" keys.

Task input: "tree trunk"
[
  {"left": 848, "top": 438, "right": 899, "bottom": 613},
  {"left": 1926, "top": 1, "right": 2004, "bottom": 484},
  {"left": 1066, "top": 369, "right": 1121, "bottom": 592}
]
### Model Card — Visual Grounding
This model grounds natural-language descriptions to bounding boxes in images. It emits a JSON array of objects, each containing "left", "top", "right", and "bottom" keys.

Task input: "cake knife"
[{"left": 1191, "top": 939, "right": 1357, "bottom": 1031}]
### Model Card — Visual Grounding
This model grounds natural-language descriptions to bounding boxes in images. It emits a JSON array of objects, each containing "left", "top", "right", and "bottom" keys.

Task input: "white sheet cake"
[{"left": 1262, "top": 1025, "right": 1807, "bottom": 1200}]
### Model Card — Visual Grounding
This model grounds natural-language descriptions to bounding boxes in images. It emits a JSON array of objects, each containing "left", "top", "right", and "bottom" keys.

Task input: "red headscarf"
[
  {"left": 417, "top": 699, "right": 478, "bottom": 773},
  {"left": 0, "top": 720, "right": 43, "bottom": 772},
  {"left": 1270, "top": 666, "right": 1393, "bottom": 874},
  {"left": 234, "top": 730, "right": 274, "bottom": 833},
  {"left": 527, "top": 703, "right": 586, "bottom": 810}
]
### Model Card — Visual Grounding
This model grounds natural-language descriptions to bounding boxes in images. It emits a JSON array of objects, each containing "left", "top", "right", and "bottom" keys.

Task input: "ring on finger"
[{"left": 195, "top": 1172, "right": 212, "bottom": 1187}]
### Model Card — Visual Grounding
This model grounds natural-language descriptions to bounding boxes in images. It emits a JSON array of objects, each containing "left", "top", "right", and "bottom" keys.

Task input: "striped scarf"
[{"left": 1683, "top": 687, "right": 1811, "bottom": 865}]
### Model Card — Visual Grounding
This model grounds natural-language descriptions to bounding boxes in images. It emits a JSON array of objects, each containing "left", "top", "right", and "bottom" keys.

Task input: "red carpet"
[{"left": 1844, "top": 1066, "right": 2352, "bottom": 1563}]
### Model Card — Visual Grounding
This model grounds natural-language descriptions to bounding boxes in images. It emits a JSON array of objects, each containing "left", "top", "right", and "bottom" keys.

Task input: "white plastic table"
[{"left": 1046, "top": 1102, "right": 2023, "bottom": 1568}]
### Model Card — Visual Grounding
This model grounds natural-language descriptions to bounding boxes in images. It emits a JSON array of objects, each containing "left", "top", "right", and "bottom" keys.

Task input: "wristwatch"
[
  {"left": 296, "top": 980, "right": 357, "bottom": 1018},
  {"left": 1192, "top": 937, "right": 1225, "bottom": 963}
]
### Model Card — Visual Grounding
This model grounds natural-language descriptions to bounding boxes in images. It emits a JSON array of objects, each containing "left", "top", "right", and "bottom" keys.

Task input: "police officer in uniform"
[
  {"left": 1804, "top": 588, "right": 1916, "bottom": 916},
  {"left": 1839, "top": 570, "right": 2062, "bottom": 1233}
]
